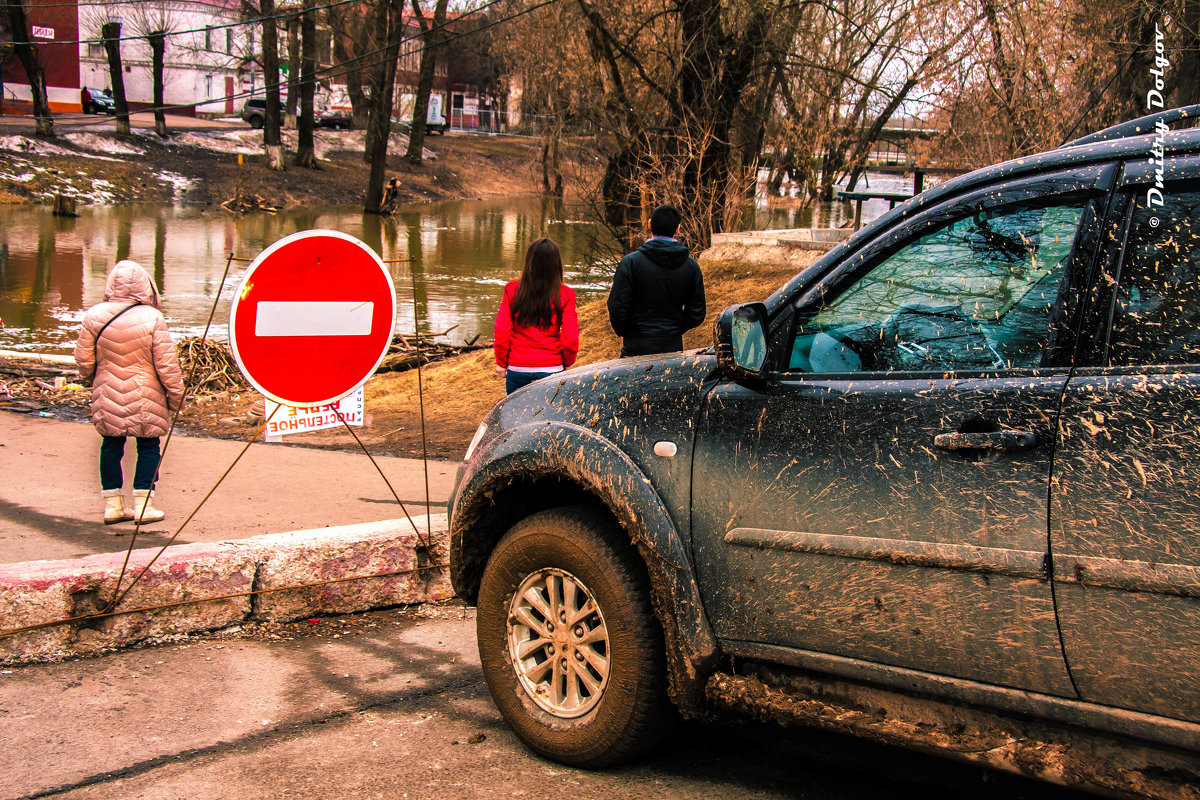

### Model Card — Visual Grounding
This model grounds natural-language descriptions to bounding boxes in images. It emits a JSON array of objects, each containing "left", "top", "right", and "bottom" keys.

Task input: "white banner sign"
[{"left": 264, "top": 388, "right": 364, "bottom": 440}]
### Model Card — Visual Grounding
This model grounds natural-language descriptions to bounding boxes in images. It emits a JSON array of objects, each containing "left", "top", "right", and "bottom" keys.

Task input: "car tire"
[
  {"left": 477, "top": 505, "right": 672, "bottom": 768},
  {"left": 249, "top": 115, "right": 263, "bottom": 130}
]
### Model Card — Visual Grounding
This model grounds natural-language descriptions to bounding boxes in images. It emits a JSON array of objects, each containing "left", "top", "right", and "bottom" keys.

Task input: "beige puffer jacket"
[{"left": 74, "top": 261, "right": 185, "bottom": 438}]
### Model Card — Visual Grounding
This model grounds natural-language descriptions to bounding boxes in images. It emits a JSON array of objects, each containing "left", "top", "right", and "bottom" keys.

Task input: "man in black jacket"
[{"left": 607, "top": 204, "right": 706, "bottom": 357}]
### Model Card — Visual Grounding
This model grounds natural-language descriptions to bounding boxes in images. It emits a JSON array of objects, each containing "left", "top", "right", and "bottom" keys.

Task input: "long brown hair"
[{"left": 511, "top": 237, "right": 564, "bottom": 329}]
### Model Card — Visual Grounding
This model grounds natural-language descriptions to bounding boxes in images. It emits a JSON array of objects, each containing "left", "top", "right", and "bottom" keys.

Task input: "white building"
[{"left": 77, "top": 0, "right": 257, "bottom": 117}]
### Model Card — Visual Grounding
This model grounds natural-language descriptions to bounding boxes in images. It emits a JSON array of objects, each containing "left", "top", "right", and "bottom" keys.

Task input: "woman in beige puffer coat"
[{"left": 74, "top": 260, "right": 185, "bottom": 526}]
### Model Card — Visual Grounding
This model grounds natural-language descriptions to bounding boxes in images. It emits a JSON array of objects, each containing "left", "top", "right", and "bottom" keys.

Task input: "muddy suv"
[{"left": 449, "top": 106, "right": 1200, "bottom": 798}]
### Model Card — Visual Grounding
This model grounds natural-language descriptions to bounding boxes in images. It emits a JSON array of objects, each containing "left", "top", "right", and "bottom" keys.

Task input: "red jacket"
[{"left": 494, "top": 281, "right": 579, "bottom": 370}]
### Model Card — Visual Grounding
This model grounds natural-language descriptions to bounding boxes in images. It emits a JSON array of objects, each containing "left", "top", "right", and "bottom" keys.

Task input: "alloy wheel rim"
[{"left": 506, "top": 567, "right": 611, "bottom": 718}]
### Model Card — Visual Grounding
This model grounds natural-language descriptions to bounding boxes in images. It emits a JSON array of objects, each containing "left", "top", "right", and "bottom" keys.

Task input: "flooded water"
[{"left": 0, "top": 193, "right": 872, "bottom": 356}]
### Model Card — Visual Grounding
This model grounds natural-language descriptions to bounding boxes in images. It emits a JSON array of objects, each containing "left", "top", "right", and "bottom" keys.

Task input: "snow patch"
[
  {"left": 0, "top": 136, "right": 77, "bottom": 157},
  {"left": 63, "top": 132, "right": 145, "bottom": 156},
  {"left": 171, "top": 131, "right": 259, "bottom": 155},
  {"left": 158, "top": 171, "right": 198, "bottom": 197}
]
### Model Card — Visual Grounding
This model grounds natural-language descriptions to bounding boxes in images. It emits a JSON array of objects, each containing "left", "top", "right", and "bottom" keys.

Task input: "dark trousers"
[
  {"left": 619, "top": 334, "right": 684, "bottom": 358},
  {"left": 505, "top": 370, "right": 556, "bottom": 395},
  {"left": 100, "top": 436, "right": 161, "bottom": 491}
]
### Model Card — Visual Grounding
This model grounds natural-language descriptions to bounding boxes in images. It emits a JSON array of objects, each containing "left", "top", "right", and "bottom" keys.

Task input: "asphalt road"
[{"left": 1, "top": 606, "right": 1092, "bottom": 800}]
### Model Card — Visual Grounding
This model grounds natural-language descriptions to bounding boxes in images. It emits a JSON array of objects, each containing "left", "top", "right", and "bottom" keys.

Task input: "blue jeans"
[
  {"left": 100, "top": 436, "right": 161, "bottom": 491},
  {"left": 505, "top": 370, "right": 556, "bottom": 395}
]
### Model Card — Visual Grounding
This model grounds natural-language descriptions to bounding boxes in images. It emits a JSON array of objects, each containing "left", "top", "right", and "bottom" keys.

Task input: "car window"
[
  {"left": 1108, "top": 188, "right": 1200, "bottom": 366},
  {"left": 789, "top": 197, "right": 1088, "bottom": 373}
]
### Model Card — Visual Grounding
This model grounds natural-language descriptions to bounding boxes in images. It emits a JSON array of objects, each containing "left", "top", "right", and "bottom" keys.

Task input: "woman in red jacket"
[{"left": 494, "top": 237, "right": 579, "bottom": 395}]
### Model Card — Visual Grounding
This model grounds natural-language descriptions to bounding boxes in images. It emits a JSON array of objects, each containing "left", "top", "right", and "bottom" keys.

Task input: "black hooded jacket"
[{"left": 606, "top": 237, "right": 706, "bottom": 357}]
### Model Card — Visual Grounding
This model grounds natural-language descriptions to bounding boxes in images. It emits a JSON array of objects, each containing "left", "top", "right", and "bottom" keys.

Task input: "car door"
[
  {"left": 1051, "top": 161, "right": 1200, "bottom": 722},
  {"left": 691, "top": 166, "right": 1111, "bottom": 694}
]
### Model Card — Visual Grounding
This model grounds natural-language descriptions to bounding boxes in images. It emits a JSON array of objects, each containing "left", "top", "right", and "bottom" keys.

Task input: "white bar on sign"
[{"left": 255, "top": 301, "right": 374, "bottom": 337}]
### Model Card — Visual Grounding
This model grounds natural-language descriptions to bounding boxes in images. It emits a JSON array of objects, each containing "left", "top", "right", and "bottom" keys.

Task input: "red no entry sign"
[{"left": 229, "top": 230, "right": 397, "bottom": 407}]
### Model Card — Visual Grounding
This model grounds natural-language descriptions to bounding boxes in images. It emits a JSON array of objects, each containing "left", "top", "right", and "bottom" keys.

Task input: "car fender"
[{"left": 451, "top": 420, "right": 719, "bottom": 712}]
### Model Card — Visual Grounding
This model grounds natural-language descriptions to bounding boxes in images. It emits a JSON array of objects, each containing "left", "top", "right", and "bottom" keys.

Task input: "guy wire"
[
  {"left": 412, "top": 256, "right": 433, "bottom": 541},
  {"left": 109, "top": 250, "right": 238, "bottom": 609}
]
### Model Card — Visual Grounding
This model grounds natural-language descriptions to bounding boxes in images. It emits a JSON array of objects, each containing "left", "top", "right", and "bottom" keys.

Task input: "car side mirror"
[{"left": 714, "top": 302, "right": 769, "bottom": 379}]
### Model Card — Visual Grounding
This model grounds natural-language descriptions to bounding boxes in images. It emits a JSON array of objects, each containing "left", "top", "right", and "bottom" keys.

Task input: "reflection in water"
[
  {"left": 0, "top": 198, "right": 620, "bottom": 354},
  {"left": 0, "top": 195, "right": 855, "bottom": 355}
]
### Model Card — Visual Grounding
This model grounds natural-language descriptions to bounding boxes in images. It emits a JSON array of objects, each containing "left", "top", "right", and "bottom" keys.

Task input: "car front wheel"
[
  {"left": 476, "top": 505, "right": 672, "bottom": 767},
  {"left": 249, "top": 115, "right": 263, "bottom": 129}
]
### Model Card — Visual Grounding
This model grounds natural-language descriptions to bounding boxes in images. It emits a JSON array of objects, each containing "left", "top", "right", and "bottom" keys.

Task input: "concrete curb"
[{"left": 0, "top": 514, "right": 452, "bottom": 665}]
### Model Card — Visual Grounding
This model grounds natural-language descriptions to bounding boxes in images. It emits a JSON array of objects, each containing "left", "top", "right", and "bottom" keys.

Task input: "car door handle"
[{"left": 933, "top": 430, "right": 1038, "bottom": 451}]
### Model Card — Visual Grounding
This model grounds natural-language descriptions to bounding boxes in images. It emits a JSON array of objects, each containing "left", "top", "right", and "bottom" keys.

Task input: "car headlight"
[{"left": 464, "top": 422, "right": 488, "bottom": 461}]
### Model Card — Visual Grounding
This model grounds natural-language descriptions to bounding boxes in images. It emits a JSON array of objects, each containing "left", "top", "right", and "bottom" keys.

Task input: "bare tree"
[
  {"left": 568, "top": 0, "right": 799, "bottom": 245},
  {"left": 492, "top": 1, "right": 576, "bottom": 194},
  {"left": 3, "top": 0, "right": 53, "bottom": 136},
  {"left": 101, "top": 21, "right": 132, "bottom": 135},
  {"left": 294, "top": 0, "right": 318, "bottom": 167},
  {"left": 325, "top": 1, "right": 373, "bottom": 129},
  {"left": 917, "top": 0, "right": 1196, "bottom": 170},
  {"left": 404, "top": 0, "right": 450, "bottom": 164},
  {"left": 119, "top": 0, "right": 178, "bottom": 138},
  {"left": 285, "top": 14, "right": 300, "bottom": 128},
  {"left": 364, "top": 0, "right": 405, "bottom": 212},
  {"left": 256, "top": 0, "right": 287, "bottom": 170},
  {"left": 146, "top": 30, "right": 168, "bottom": 137}
]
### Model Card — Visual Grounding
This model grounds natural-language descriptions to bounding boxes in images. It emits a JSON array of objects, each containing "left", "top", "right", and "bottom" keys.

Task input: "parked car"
[
  {"left": 449, "top": 105, "right": 1200, "bottom": 798},
  {"left": 80, "top": 87, "right": 114, "bottom": 115},
  {"left": 240, "top": 97, "right": 286, "bottom": 129},
  {"left": 394, "top": 118, "right": 448, "bottom": 136},
  {"left": 316, "top": 107, "right": 351, "bottom": 130}
]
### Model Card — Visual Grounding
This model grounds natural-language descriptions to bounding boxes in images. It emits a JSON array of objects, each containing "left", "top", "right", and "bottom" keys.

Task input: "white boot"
[
  {"left": 102, "top": 489, "right": 133, "bottom": 525},
  {"left": 131, "top": 489, "right": 166, "bottom": 523}
]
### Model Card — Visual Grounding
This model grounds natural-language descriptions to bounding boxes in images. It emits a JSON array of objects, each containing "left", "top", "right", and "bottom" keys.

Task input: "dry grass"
[{"left": 364, "top": 254, "right": 812, "bottom": 458}]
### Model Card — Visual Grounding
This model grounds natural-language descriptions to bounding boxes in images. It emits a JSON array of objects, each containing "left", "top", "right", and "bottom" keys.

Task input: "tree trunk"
[
  {"left": 293, "top": 0, "right": 317, "bottom": 168},
  {"left": 363, "top": 0, "right": 386, "bottom": 160},
  {"left": 101, "top": 22, "right": 131, "bottom": 135},
  {"left": 541, "top": 113, "right": 563, "bottom": 198},
  {"left": 285, "top": 16, "right": 300, "bottom": 128},
  {"left": 259, "top": 0, "right": 286, "bottom": 170},
  {"left": 404, "top": 0, "right": 450, "bottom": 165},
  {"left": 364, "top": 0, "right": 404, "bottom": 212},
  {"left": 4, "top": 0, "right": 53, "bottom": 136},
  {"left": 148, "top": 31, "right": 167, "bottom": 138}
]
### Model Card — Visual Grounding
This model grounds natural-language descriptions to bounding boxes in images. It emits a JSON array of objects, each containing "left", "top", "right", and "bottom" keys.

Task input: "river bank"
[
  {"left": 0, "top": 122, "right": 560, "bottom": 209},
  {"left": 0, "top": 253, "right": 816, "bottom": 460},
  {"left": 0, "top": 116, "right": 822, "bottom": 458}
]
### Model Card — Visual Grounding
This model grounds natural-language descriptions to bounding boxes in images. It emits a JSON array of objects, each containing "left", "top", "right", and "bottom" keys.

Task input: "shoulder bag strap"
[{"left": 91, "top": 302, "right": 142, "bottom": 374}]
